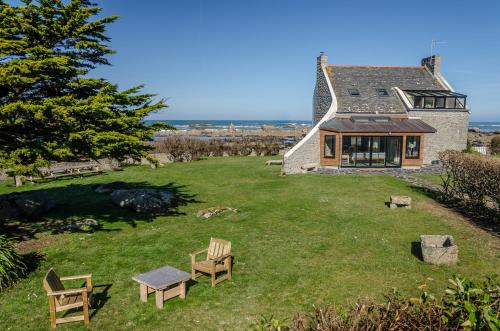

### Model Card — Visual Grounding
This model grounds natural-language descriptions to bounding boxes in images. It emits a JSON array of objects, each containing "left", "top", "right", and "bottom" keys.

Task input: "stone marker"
[
  {"left": 390, "top": 195, "right": 411, "bottom": 209},
  {"left": 420, "top": 235, "right": 458, "bottom": 265},
  {"left": 265, "top": 160, "right": 283, "bottom": 166}
]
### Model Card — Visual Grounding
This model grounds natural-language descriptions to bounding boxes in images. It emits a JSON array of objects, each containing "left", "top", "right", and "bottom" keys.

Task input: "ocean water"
[
  {"left": 147, "top": 120, "right": 500, "bottom": 132},
  {"left": 147, "top": 120, "right": 311, "bottom": 131},
  {"left": 469, "top": 122, "right": 500, "bottom": 132}
]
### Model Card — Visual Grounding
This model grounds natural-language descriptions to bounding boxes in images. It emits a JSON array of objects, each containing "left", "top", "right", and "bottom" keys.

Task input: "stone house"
[{"left": 283, "top": 53, "right": 470, "bottom": 174}]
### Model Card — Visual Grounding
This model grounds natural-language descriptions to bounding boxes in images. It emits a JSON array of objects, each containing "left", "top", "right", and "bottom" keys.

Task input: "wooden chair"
[
  {"left": 43, "top": 268, "right": 92, "bottom": 328},
  {"left": 190, "top": 238, "right": 232, "bottom": 287}
]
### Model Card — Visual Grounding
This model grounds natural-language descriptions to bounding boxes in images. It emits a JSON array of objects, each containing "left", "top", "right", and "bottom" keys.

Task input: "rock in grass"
[
  {"left": 58, "top": 218, "right": 100, "bottom": 233},
  {"left": 6, "top": 191, "right": 55, "bottom": 218},
  {"left": 110, "top": 189, "right": 175, "bottom": 213},
  {"left": 92, "top": 181, "right": 130, "bottom": 193},
  {"left": 197, "top": 207, "right": 237, "bottom": 219},
  {"left": 420, "top": 235, "right": 458, "bottom": 265}
]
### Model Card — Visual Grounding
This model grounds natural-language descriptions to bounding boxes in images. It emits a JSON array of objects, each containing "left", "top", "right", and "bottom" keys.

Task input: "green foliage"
[
  {"left": 0, "top": 235, "right": 26, "bottom": 291},
  {"left": 253, "top": 275, "right": 500, "bottom": 331},
  {"left": 0, "top": 0, "right": 170, "bottom": 176},
  {"left": 492, "top": 136, "right": 500, "bottom": 155},
  {"left": 251, "top": 315, "right": 287, "bottom": 331},
  {"left": 441, "top": 276, "right": 500, "bottom": 331},
  {"left": 465, "top": 138, "right": 473, "bottom": 153},
  {"left": 440, "top": 151, "right": 500, "bottom": 219}
]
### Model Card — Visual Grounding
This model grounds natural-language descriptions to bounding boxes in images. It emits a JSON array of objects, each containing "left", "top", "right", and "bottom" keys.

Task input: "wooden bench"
[
  {"left": 18, "top": 162, "right": 102, "bottom": 186},
  {"left": 43, "top": 268, "right": 92, "bottom": 328}
]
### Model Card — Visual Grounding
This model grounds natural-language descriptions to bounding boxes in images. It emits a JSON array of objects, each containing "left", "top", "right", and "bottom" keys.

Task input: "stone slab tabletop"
[{"left": 132, "top": 266, "right": 191, "bottom": 290}]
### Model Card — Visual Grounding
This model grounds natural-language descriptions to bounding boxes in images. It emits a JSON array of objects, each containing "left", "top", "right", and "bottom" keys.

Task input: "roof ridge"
[{"left": 329, "top": 65, "right": 425, "bottom": 69}]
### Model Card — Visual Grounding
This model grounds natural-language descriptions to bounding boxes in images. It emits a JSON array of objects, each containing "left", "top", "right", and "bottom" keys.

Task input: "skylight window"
[
  {"left": 376, "top": 88, "right": 389, "bottom": 96},
  {"left": 348, "top": 88, "right": 360, "bottom": 96}
]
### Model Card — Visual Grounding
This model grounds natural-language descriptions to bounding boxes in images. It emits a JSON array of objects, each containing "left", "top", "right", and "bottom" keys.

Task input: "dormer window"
[
  {"left": 376, "top": 88, "right": 389, "bottom": 96},
  {"left": 403, "top": 90, "right": 467, "bottom": 110},
  {"left": 348, "top": 88, "right": 360, "bottom": 96}
]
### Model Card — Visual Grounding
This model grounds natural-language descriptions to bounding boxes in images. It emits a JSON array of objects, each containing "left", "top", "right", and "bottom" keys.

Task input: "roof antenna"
[{"left": 431, "top": 39, "right": 448, "bottom": 56}]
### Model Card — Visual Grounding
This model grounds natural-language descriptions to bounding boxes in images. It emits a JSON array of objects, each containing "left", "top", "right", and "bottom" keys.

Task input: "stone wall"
[
  {"left": 313, "top": 54, "right": 332, "bottom": 125},
  {"left": 282, "top": 129, "right": 320, "bottom": 174},
  {"left": 409, "top": 110, "right": 469, "bottom": 163}
]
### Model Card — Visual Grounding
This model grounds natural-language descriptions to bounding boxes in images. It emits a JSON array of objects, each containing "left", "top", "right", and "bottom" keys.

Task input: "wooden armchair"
[
  {"left": 190, "top": 238, "right": 232, "bottom": 287},
  {"left": 43, "top": 268, "right": 92, "bottom": 328}
]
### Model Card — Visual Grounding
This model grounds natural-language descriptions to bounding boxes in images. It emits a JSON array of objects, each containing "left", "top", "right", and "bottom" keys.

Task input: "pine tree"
[{"left": 0, "top": 0, "right": 170, "bottom": 176}]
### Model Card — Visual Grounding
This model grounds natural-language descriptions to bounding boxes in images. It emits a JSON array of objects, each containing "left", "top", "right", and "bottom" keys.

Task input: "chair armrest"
[
  {"left": 60, "top": 274, "right": 92, "bottom": 281},
  {"left": 189, "top": 249, "right": 208, "bottom": 258},
  {"left": 48, "top": 287, "right": 88, "bottom": 296},
  {"left": 190, "top": 248, "right": 208, "bottom": 264}
]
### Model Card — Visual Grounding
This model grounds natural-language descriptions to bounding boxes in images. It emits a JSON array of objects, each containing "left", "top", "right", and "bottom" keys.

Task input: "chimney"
[
  {"left": 421, "top": 54, "right": 441, "bottom": 74},
  {"left": 317, "top": 52, "right": 328, "bottom": 69}
]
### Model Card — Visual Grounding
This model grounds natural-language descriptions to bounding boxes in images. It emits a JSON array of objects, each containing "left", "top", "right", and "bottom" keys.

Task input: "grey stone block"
[{"left": 420, "top": 235, "right": 458, "bottom": 265}]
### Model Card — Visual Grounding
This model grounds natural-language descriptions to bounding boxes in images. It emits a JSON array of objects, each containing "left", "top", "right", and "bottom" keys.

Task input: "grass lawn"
[{"left": 0, "top": 157, "right": 499, "bottom": 330}]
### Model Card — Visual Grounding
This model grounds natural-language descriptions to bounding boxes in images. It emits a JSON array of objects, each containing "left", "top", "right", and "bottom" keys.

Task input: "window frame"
[
  {"left": 348, "top": 88, "right": 360, "bottom": 96},
  {"left": 376, "top": 88, "right": 389, "bottom": 96},
  {"left": 405, "top": 136, "right": 421, "bottom": 159},
  {"left": 324, "top": 135, "right": 336, "bottom": 159}
]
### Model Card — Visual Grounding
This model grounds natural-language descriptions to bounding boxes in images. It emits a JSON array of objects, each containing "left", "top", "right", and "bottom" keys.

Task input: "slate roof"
[
  {"left": 320, "top": 117, "right": 437, "bottom": 133},
  {"left": 327, "top": 66, "right": 447, "bottom": 114}
]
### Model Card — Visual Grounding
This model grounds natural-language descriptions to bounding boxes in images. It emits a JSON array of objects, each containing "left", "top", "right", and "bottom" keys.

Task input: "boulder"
[
  {"left": 13, "top": 191, "right": 55, "bottom": 218},
  {"left": 110, "top": 189, "right": 175, "bottom": 213},
  {"left": 92, "top": 181, "right": 130, "bottom": 194},
  {"left": 59, "top": 218, "right": 100, "bottom": 232},
  {"left": 420, "top": 235, "right": 458, "bottom": 265},
  {"left": 468, "top": 127, "right": 481, "bottom": 133}
]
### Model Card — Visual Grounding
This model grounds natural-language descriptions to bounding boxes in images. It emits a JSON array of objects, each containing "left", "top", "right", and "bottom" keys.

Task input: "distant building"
[{"left": 283, "top": 53, "right": 469, "bottom": 173}]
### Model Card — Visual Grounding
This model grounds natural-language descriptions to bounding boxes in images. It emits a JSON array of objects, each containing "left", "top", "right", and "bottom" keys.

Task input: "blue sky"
[{"left": 31, "top": 1, "right": 500, "bottom": 121}]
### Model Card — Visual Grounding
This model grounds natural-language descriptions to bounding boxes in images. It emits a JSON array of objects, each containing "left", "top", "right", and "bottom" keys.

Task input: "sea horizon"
[{"left": 146, "top": 119, "right": 500, "bottom": 132}]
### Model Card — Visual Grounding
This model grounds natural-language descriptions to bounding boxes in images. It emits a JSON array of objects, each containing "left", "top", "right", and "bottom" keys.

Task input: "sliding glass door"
[{"left": 341, "top": 136, "right": 402, "bottom": 168}]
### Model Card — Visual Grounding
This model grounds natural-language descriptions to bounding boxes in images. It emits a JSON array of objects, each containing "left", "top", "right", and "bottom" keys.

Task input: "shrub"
[
  {"left": 252, "top": 275, "right": 500, "bottom": 331},
  {"left": 439, "top": 151, "right": 500, "bottom": 219},
  {"left": 153, "top": 136, "right": 283, "bottom": 162},
  {"left": 492, "top": 136, "right": 500, "bottom": 155},
  {"left": 0, "top": 235, "right": 26, "bottom": 291},
  {"left": 441, "top": 276, "right": 500, "bottom": 330}
]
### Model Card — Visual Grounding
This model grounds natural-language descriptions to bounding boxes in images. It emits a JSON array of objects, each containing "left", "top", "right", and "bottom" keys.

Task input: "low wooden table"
[{"left": 132, "top": 266, "right": 191, "bottom": 309}]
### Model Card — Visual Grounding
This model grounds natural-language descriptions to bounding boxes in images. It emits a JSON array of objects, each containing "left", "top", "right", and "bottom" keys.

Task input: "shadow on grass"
[
  {"left": 90, "top": 283, "right": 113, "bottom": 319},
  {"left": 411, "top": 241, "right": 423, "bottom": 261},
  {"left": 409, "top": 185, "right": 499, "bottom": 238},
  {"left": 22, "top": 251, "right": 45, "bottom": 274},
  {"left": 1, "top": 181, "right": 201, "bottom": 241}
]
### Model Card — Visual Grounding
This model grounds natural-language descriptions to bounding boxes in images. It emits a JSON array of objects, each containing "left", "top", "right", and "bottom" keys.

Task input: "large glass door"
[
  {"left": 354, "top": 136, "right": 371, "bottom": 167},
  {"left": 341, "top": 136, "right": 402, "bottom": 167},
  {"left": 385, "top": 137, "right": 402, "bottom": 167}
]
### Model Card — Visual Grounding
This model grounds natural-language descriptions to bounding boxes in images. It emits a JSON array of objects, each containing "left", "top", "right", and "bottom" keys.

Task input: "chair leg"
[
  {"left": 48, "top": 296, "right": 57, "bottom": 328},
  {"left": 211, "top": 272, "right": 216, "bottom": 287},
  {"left": 82, "top": 291, "right": 90, "bottom": 325},
  {"left": 227, "top": 259, "right": 232, "bottom": 280},
  {"left": 191, "top": 266, "right": 196, "bottom": 280}
]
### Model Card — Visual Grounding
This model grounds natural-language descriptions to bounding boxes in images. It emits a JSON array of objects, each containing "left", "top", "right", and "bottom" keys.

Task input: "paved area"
[{"left": 317, "top": 165, "right": 443, "bottom": 193}]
